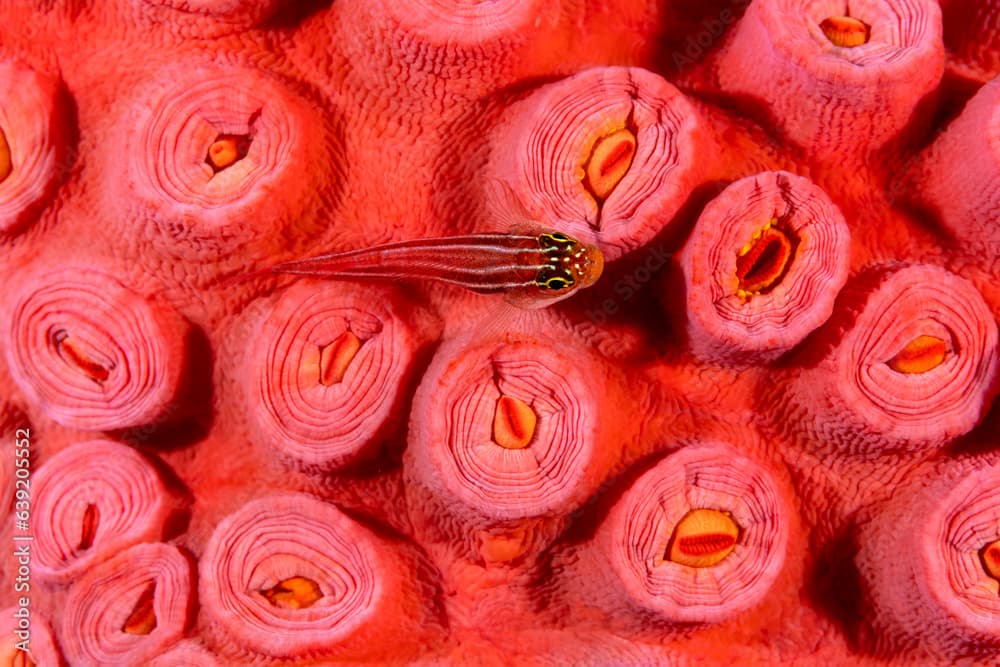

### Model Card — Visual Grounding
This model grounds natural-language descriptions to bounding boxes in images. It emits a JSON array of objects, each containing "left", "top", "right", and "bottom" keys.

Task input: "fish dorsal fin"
[
  {"left": 446, "top": 301, "right": 546, "bottom": 349},
  {"left": 484, "top": 178, "right": 549, "bottom": 236}
]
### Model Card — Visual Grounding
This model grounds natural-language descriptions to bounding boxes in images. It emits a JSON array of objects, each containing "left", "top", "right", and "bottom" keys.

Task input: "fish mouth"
[{"left": 580, "top": 244, "right": 604, "bottom": 287}]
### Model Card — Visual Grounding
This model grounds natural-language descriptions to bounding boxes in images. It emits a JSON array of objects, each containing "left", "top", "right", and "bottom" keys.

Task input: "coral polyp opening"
[
  {"left": 478, "top": 528, "right": 529, "bottom": 563},
  {"left": 122, "top": 583, "right": 157, "bottom": 635},
  {"left": 885, "top": 334, "right": 950, "bottom": 374},
  {"left": 11, "top": 650, "right": 35, "bottom": 667},
  {"left": 0, "top": 127, "right": 11, "bottom": 184},
  {"left": 259, "top": 576, "right": 324, "bottom": 610},
  {"left": 980, "top": 540, "right": 1000, "bottom": 583},
  {"left": 666, "top": 508, "right": 740, "bottom": 568},
  {"left": 492, "top": 394, "right": 537, "bottom": 450},
  {"left": 582, "top": 127, "right": 637, "bottom": 202},
  {"left": 206, "top": 134, "right": 252, "bottom": 172},
  {"left": 79, "top": 503, "right": 99, "bottom": 551},
  {"left": 318, "top": 331, "right": 363, "bottom": 386},
  {"left": 735, "top": 220, "right": 798, "bottom": 297},
  {"left": 820, "top": 16, "right": 871, "bottom": 48},
  {"left": 52, "top": 331, "right": 112, "bottom": 384}
]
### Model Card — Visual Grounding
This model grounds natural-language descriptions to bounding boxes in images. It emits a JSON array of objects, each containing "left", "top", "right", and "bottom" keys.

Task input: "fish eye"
[
  {"left": 536, "top": 265, "right": 576, "bottom": 291},
  {"left": 540, "top": 232, "right": 576, "bottom": 251},
  {"left": 545, "top": 276, "right": 572, "bottom": 290}
]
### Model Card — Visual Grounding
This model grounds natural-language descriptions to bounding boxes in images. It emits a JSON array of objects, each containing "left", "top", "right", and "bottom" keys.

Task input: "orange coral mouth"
[
  {"left": 318, "top": 331, "right": 363, "bottom": 386},
  {"left": 122, "top": 583, "right": 157, "bottom": 635},
  {"left": 206, "top": 133, "right": 251, "bottom": 172},
  {"left": 259, "top": 576, "right": 324, "bottom": 610},
  {"left": 493, "top": 394, "right": 537, "bottom": 450},
  {"left": 885, "top": 334, "right": 950, "bottom": 374},
  {"left": 79, "top": 503, "right": 99, "bottom": 551},
  {"left": 736, "top": 220, "right": 798, "bottom": 297},
  {"left": 980, "top": 540, "right": 1000, "bottom": 584},
  {"left": 667, "top": 508, "right": 740, "bottom": 568},
  {"left": 820, "top": 16, "right": 871, "bottom": 48},
  {"left": 583, "top": 127, "right": 636, "bottom": 202},
  {"left": 10, "top": 647, "right": 36, "bottom": 667},
  {"left": 0, "top": 127, "right": 11, "bottom": 183},
  {"left": 53, "top": 331, "right": 112, "bottom": 384}
]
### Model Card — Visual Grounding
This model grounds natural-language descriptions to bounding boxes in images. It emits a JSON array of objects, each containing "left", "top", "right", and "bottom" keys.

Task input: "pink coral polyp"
[
  {"left": 61, "top": 543, "right": 193, "bottom": 666},
  {"left": 717, "top": 0, "right": 944, "bottom": 157},
  {"left": 406, "top": 335, "right": 613, "bottom": 522},
  {"left": 5, "top": 266, "right": 187, "bottom": 431},
  {"left": 491, "top": 66, "right": 703, "bottom": 260},
  {"left": 783, "top": 264, "right": 998, "bottom": 453},
  {"left": 32, "top": 439, "right": 183, "bottom": 583},
  {"left": 906, "top": 76, "right": 1000, "bottom": 251},
  {"left": 857, "top": 459, "right": 1000, "bottom": 659},
  {"left": 242, "top": 281, "right": 420, "bottom": 470},
  {"left": 593, "top": 442, "right": 788, "bottom": 625},
  {"left": 678, "top": 170, "right": 850, "bottom": 363},
  {"left": 113, "top": 64, "right": 338, "bottom": 257},
  {"left": 0, "top": 60, "right": 68, "bottom": 235},
  {"left": 199, "top": 493, "right": 439, "bottom": 661}
]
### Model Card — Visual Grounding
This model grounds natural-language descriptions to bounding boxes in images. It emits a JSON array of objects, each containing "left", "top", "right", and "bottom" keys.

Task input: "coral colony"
[{"left": 0, "top": 0, "right": 998, "bottom": 664}]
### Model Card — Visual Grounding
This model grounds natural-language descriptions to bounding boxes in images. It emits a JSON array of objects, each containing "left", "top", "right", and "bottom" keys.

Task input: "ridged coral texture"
[{"left": 0, "top": 1, "right": 997, "bottom": 665}]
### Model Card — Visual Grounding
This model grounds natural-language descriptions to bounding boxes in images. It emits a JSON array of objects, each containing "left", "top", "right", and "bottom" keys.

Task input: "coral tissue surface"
[{"left": 0, "top": 0, "right": 998, "bottom": 665}]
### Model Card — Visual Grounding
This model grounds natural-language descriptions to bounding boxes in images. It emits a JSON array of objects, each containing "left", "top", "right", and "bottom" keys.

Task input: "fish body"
[{"left": 265, "top": 231, "right": 604, "bottom": 308}]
